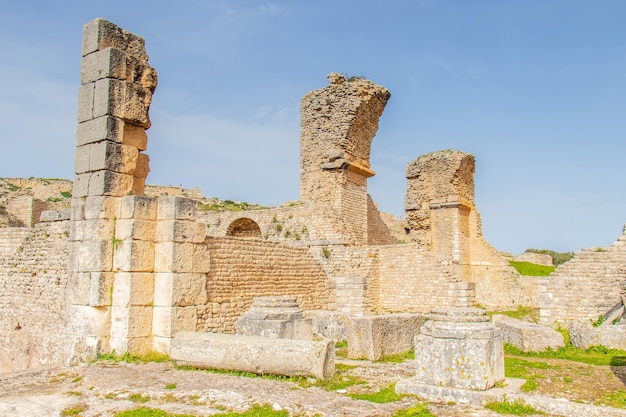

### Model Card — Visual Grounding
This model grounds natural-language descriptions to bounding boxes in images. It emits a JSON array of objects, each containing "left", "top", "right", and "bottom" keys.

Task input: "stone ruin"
[{"left": 0, "top": 17, "right": 625, "bottom": 385}]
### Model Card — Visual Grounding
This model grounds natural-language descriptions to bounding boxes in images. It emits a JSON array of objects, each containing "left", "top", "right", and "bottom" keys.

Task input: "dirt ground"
[{"left": 0, "top": 358, "right": 563, "bottom": 417}]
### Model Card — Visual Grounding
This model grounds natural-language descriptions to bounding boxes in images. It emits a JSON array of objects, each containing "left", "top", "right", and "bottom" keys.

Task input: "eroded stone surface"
[{"left": 492, "top": 314, "right": 564, "bottom": 352}]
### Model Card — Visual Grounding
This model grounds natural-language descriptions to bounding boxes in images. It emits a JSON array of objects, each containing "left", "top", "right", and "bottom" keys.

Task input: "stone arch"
[{"left": 226, "top": 217, "right": 262, "bottom": 238}]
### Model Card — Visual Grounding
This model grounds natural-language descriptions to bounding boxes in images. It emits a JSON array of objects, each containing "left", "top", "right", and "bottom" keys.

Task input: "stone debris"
[{"left": 492, "top": 314, "right": 564, "bottom": 352}]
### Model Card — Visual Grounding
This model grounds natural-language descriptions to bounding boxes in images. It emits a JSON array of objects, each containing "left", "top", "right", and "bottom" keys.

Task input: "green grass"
[
  {"left": 213, "top": 404, "right": 289, "bottom": 416},
  {"left": 597, "top": 389, "right": 626, "bottom": 409},
  {"left": 504, "top": 357, "right": 554, "bottom": 392},
  {"left": 115, "top": 408, "right": 195, "bottom": 417},
  {"left": 509, "top": 261, "right": 555, "bottom": 276},
  {"left": 348, "top": 383, "right": 405, "bottom": 403},
  {"left": 62, "top": 404, "right": 88, "bottom": 416},
  {"left": 487, "top": 306, "right": 539, "bottom": 322},
  {"left": 129, "top": 393, "right": 151, "bottom": 403},
  {"left": 376, "top": 350, "right": 415, "bottom": 363},
  {"left": 165, "top": 383, "right": 176, "bottom": 390},
  {"left": 504, "top": 343, "right": 626, "bottom": 366},
  {"left": 95, "top": 351, "right": 170, "bottom": 364},
  {"left": 392, "top": 402, "right": 437, "bottom": 417},
  {"left": 484, "top": 399, "right": 545, "bottom": 415}
]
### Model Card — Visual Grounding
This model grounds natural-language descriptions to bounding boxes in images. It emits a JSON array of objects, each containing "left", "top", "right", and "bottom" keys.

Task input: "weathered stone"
[
  {"left": 154, "top": 242, "right": 193, "bottom": 273},
  {"left": 77, "top": 83, "right": 95, "bottom": 122},
  {"left": 155, "top": 219, "right": 206, "bottom": 243},
  {"left": 89, "top": 272, "right": 115, "bottom": 307},
  {"left": 113, "top": 240, "right": 154, "bottom": 272},
  {"left": 114, "top": 218, "right": 155, "bottom": 241},
  {"left": 305, "top": 310, "right": 349, "bottom": 341},
  {"left": 119, "top": 195, "right": 157, "bottom": 220},
  {"left": 151, "top": 306, "right": 197, "bottom": 338},
  {"left": 348, "top": 313, "right": 425, "bottom": 361},
  {"left": 82, "top": 18, "right": 148, "bottom": 60},
  {"left": 111, "top": 272, "right": 154, "bottom": 307},
  {"left": 88, "top": 170, "right": 133, "bottom": 197},
  {"left": 568, "top": 321, "right": 626, "bottom": 350},
  {"left": 153, "top": 273, "right": 207, "bottom": 307},
  {"left": 81, "top": 47, "right": 126, "bottom": 84},
  {"left": 492, "top": 314, "right": 564, "bottom": 352},
  {"left": 513, "top": 252, "right": 553, "bottom": 266},
  {"left": 39, "top": 209, "right": 71, "bottom": 222},
  {"left": 76, "top": 116, "right": 124, "bottom": 147},
  {"left": 171, "top": 331, "right": 335, "bottom": 380},
  {"left": 93, "top": 78, "right": 153, "bottom": 128},
  {"left": 157, "top": 196, "right": 197, "bottom": 221},
  {"left": 413, "top": 308, "right": 504, "bottom": 391},
  {"left": 237, "top": 296, "right": 313, "bottom": 340}
]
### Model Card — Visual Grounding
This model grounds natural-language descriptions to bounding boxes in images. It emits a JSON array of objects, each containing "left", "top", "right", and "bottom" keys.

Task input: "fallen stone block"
[
  {"left": 170, "top": 331, "right": 335, "bottom": 380},
  {"left": 568, "top": 321, "right": 626, "bottom": 350},
  {"left": 305, "top": 310, "right": 349, "bottom": 341},
  {"left": 492, "top": 314, "right": 564, "bottom": 352},
  {"left": 237, "top": 296, "right": 313, "bottom": 340},
  {"left": 39, "top": 209, "right": 71, "bottom": 222},
  {"left": 348, "top": 313, "right": 424, "bottom": 361}
]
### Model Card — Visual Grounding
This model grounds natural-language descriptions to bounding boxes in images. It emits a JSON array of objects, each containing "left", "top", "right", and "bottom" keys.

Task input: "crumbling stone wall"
[
  {"left": 539, "top": 227, "right": 626, "bottom": 325},
  {"left": 6, "top": 196, "right": 47, "bottom": 227},
  {"left": 299, "top": 73, "right": 395, "bottom": 245},
  {"left": 199, "top": 237, "right": 331, "bottom": 333},
  {"left": 0, "top": 221, "right": 69, "bottom": 372}
]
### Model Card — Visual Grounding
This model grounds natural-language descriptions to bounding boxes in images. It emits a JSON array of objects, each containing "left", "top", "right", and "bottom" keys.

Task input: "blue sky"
[{"left": 1, "top": 0, "right": 625, "bottom": 254}]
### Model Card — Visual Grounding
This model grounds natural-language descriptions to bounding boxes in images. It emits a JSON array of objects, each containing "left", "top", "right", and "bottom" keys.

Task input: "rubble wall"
[
  {"left": 539, "top": 229, "right": 626, "bottom": 325},
  {"left": 199, "top": 237, "right": 331, "bottom": 333},
  {"left": 0, "top": 221, "right": 69, "bottom": 373}
]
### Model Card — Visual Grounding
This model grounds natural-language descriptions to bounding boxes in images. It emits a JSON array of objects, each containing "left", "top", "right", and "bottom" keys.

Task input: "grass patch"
[
  {"left": 488, "top": 306, "right": 539, "bottom": 322},
  {"left": 348, "top": 383, "right": 405, "bottom": 403},
  {"left": 485, "top": 398, "right": 545, "bottom": 415},
  {"left": 95, "top": 351, "right": 170, "bottom": 364},
  {"left": 504, "top": 357, "right": 553, "bottom": 392},
  {"left": 377, "top": 350, "right": 415, "bottom": 363},
  {"left": 509, "top": 261, "right": 555, "bottom": 276},
  {"left": 165, "top": 383, "right": 176, "bottom": 390},
  {"left": 61, "top": 403, "right": 88, "bottom": 416},
  {"left": 129, "top": 393, "right": 151, "bottom": 403},
  {"left": 115, "top": 408, "right": 195, "bottom": 417},
  {"left": 392, "top": 402, "right": 436, "bottom": 417},
  {"left": 597, "top": 389, "right": 626, "bottom": 409},
  {"left": 504, "top": 343, "right": 626, "bottom": 366},
  {"left": 213, "top": 404, "right": 288, "bottom": 416}
]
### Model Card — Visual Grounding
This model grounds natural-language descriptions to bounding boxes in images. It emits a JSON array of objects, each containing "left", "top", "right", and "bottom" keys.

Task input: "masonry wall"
[
  {"left": 0, "top": 221, "right": 69, "bottom": 373},
  {"left": 199, "top": 237, "right": 331, "bottom": 333},
  {"left": 539, "top": 229, "right": 626, "bottom": 325}
]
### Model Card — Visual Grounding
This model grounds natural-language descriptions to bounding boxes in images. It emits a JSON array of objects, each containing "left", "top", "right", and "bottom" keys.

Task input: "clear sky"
[{"left": 1, "top": 0, "right": 625, "bottom": 255}]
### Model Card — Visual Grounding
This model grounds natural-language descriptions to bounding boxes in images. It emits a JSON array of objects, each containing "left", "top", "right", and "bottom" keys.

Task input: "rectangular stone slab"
[{"left": 170, "top": 331, "right": 335, "bottom": 380}]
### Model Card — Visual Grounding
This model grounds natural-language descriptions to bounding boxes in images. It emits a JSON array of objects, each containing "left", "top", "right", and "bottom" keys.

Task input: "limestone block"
[
  {"left": 67, "top": 272, "right": 91, "bottom": 306},
  {"left": 115, "top": 218, "right": 155, "bottom": 241},
  {"left": 79, "top": 218, "right": 115, "bottom": 240},
  {"left": 84, "top": 196, "right": 120, "bottom": 220},
  {"left": 237, "top": 297, "right": 313, "bottom": 340},
  {"left": 88, "top": 141, "right": 139, "bottom": 174},
  {"left": 348, "top": 314, "right": 425, "bottom": 361},
  {"left": 77, "top": 83, "right": 95, "bottom": 122},
  {"left": 65, "top": 304, "right": 111, "bottom": 338},
  {"left": 134, "top": 153, "right": 150, "bottom": 178},
  {"left": 110, "top": 305, "right": 152, "bottom": 338},
  {"left": 81, "top": 47, "right": 126, "bottom": 84},
  {"left": 111, "top": 272, "right": 154, "bottom": 307},
  {"left": 568, "top": 322, "right": 626, "bottom": 350},
  {"left": 492, "top": 315, "right": 564, "bottom": 352},
  {"left": 73, "top": 173, "right": 91, "bottom": 198},
  {"left": 109, "top": 336, "right": 152, "bottom": 356},
  {"left": 77, "top": 239, "right": 113, "bottom": 272},
  {"left": 123, "top": 123, "right": 148, "bottom": 150},
  {"left": 171, "top": 331, "right": 335, "bottom": 380},
  {"left": 156, "top": 219, "right": 206, "bottom": 243},
  {"left": 414, "top": 308, "right": 504, "bottom": 391},
  {"left": 152, "top": 306, "right": 197, "bottom": 338},
  {"left": 88, "top": 170, "right": 133, "bottom": 197},
  {"left": 152, "top": 336, "right": 171, "bottom": 354},
  {"left": 93, "top": 78, "right": 152, "bottom": 128},
  {"left": 71, "top": 197, "right": 86, "bottom": 221},
  {"left": 89, "top": 272, "right": 115, "bottom": 306},
  {"left": 82, "top": 18, "right": 148, "bottom": 61},
  {"left": 305, "top": 310, "right": 349, "bottom": 341},
  {"left": 154, "top": 242, "right": 193, "bottom": 273},
  {"left": 157, "top": 196, "right": 197, "bottom": 221},
  {"left": 119, "top": 195, "right": 157, "bottom": 220},
  {"left": 39, "top": 209, "right": 71, "bottom": 222},
  {"left": 132, "top": 177, "right": 146, "bottom": 196},
  {"left": 76, "top": 116, "right": 123, "bottom": 147},
  {"left": 192, "top": 243, "right": 210, "bottom": 274},
  {"left": 113, "top": 240, "right": 154, "bottom": 272},
  {"left": 153, "top": 273, "right": 208, "bottom": 307},
  {"left": 74, "top": 144, "right": 91, "bottom": 174}
]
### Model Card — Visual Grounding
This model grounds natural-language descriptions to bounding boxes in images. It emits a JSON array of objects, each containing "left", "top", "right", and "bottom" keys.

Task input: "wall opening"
[{"left": 226, "top": 218, "right": 262, "bottom": 238}]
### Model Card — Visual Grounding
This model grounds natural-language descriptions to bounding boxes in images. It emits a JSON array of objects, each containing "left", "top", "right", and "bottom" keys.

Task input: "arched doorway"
[{"left": 226, "top": 218, "right": 262, "bottom": 238}]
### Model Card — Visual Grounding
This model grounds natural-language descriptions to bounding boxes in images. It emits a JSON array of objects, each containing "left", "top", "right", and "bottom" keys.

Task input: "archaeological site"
[{"left": 2, "top": 18, "right": 626, "bottom": 416}]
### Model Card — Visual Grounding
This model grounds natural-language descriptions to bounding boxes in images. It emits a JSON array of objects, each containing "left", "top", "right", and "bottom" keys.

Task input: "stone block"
[
  {"left": 67, "top": 272, "right": 91, "bottom": 306},
  {"left": 119, "top": 195, "right": 157, "bottom": 220},
  {"left": 109, "top": 336, "right": 152, "bottom": 356},
  {"left": 39, "top": 209, "right": 71, "bottom": 222},
  {"left": 88, "top": 170, "right": 133, "bottom": 197},
  {"left": 111, "top": 272, "right": 154, "bottom": 307},
  {"left": 76, "top": 116, "right": 123, "bottom": 147},
  {"left": 65, "top": 304, "right": 111, "bottom": 338},
  {"left": 154, "top": 242, "right": 193, "bottom": 273},
  {"left": 77, "top": 83, "right": 95, "bottom": 122},
  {"left": 171, "top": 331, "right": 335, "bottom": 380},
  {"left": 88, "top": 141, "right": 139, "bottom": 174},
  {"left": 77, "top": 239, "right": 113, "bottom": 272},
  {"left": 153, "top": 273, "right": 207, "bottom": 307},
  {"left": 81, "top": 47, "right": 126, "bottom": 84},
  {"left": 237, "top": 297, "right": 313, "bottom": 340},
  {"left": 192, "top": 243, "right": 210, "bottom": 273},
  {"left": 113, "top": 240, "right": 154, "bottom": 272},
  {"left": 74, "top": 144, "right": 91, "bottom": 174},
  {"left": 73, "top": 173, "right": 91, "bottom": 198},
  {"left": 82, "top": 18, "right": 148, "bottom": 61},
  {"left": 110, "top": 305, "right": 152, "bottom": 338},
  {"left": 492, "top": 315, "right": 564, "bottom": 352},
  {"left": 89, "top": 272, "right": 115, "bottom": 306},
  {"left": 568, "top": 321, "right": 626, "bottom": 350},
  {"left": 115, "top": 218, "right": 155, "bottom": 241},
  {"left": 348, "top": 313, "right": 425, "bottom": 360},
  {"left": 157, "top": 196, "right": 197, "bottom": 221},
  {"left": 155, "top": 219, "right": 206, "bottom": 243},
  {"left": 123, "top": 123, "right": 148, "bottom": 150},
  {"left": 131, "top": 176, "right": 146, "bottom": 196},
  {"left": 92, "top": 78, "right": 152, "bottom": 128},
  {"left": 134, "top": 153, "right": 150, "bottom": 178},
  {"left": 71, "top": 197, "right": 86, "bottom": 221},
  {"left": 414, "top": 308, "right": 504, "bottom": 391},
  {"left": 305, "top": 310, "right": 349, "bottom": 341},
  {"left": 83, "top": 196, "right": 118, "bottom": 220},
  {"left": 152, "top": 306, "right": 198, "bottom": 338},
  {"left": 80, "top": 218, "right": 115, "bottom": 240}
]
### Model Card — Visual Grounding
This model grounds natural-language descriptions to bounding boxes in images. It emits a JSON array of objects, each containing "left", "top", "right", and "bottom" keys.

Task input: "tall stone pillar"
[
  {"left": 299, "top": 73, "right": 390, "bottom": 245},
  {"left": 66, "top": 18, "right": 157, "bottom": 362}
]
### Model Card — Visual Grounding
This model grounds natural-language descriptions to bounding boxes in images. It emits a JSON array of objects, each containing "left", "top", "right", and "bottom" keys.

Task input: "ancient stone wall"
[
  {"left": 199, "top": 237, "right": 331, "bottom": 333},
  {"left": 0, "top": 228, "right": 31, "bottom": 257},
  {"left": 6, "top": 196, "right": 46, "bottom": 227},
  {"left": 539, "top": 227, "right": 626, "bottom": 325},
  {"left": 0, "top": 221, "right": 69, "bottom": 373}
]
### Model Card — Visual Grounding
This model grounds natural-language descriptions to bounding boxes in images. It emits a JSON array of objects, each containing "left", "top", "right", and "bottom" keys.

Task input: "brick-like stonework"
[{"left": 539, "top": 227, "right": 626, "bottom": 325}]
